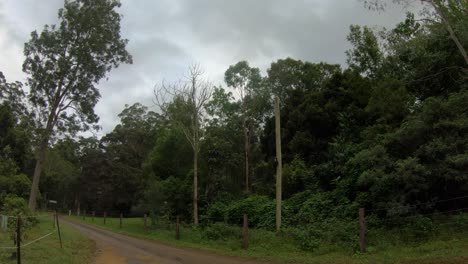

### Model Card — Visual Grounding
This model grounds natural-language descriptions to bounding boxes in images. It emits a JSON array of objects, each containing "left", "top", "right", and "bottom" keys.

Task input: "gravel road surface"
[{"left": 62, "top": 217, "right": 272, "bottom": 264}]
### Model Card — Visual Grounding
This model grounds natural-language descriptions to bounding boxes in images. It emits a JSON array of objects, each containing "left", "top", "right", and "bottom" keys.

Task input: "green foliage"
[
  {"left": 24, "top": 0, "right": 132, "bottom": 137},
  {"left": 288, "top": 227, "right": 321, "bottom": 251},
  {"left": 205, "top": 201, "right": 228, "bottom": 222},
  {"left": 1, "top": 195, "right": 31, "bottom": 216},
  {"left": 1, "top": 195, "right": 37, "bottom": 245},
  {"left": 408, "top": 216, "right": 435, "bottom": 240},
  {"left": 202, "top": 222, "right": 241, "bottom": 241},
  {"left": 225, "top": 195, "right": 275, "bottom": 228},
  {"left": 346, "top": 25, "right": 383, "bottom": 77},
  {"left": 285, "top": 218, "right": 358, "bottom": 252},
  {"left": 298, "top": 192, "right": 336, "bottom": 223},
  {"left": 160, "top": 176, "right": 192, "bottom": 216},
  {"left": 0, "top": 174, "right": 31, "bottom": 199}
]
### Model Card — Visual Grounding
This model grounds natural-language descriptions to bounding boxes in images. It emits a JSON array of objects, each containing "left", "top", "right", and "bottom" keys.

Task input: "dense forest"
[{"left": 1, "top": 0, "right": 467, "bottom": 236}]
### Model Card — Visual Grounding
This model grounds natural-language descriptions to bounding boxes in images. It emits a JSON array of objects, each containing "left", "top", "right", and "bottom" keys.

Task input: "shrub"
[
  {"left": 297, "top": 192, "right": 335, "bottom": 223},
  {"left": 406, "top": 216, "right": 434, "bottom": 240},
  {"left": 205, "top": 201, "right": 228, "bottom": 223},
  {"left": 202, "top": 222, "right": 241, "bottom": 241},
  {"left": 319, "top": 218, "right": 357, "bottom": 247},
  {"left": 287, "top": 227, "right": 321, "bottom": 251},
  {"left": 285, "top": 217, "right": 358, "bottom": 252},
  {"left": 1, "top": 195, "right": 38, "bottom": 245},
  {"left": 225, "top": 195, "right": 275, "bottom": 228}
]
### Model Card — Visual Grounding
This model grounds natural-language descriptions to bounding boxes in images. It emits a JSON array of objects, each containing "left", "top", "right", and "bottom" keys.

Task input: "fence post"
[
  {"left": 56, "top": 211, "right": 63, "bottom": 249},
  {"left": 120, "top": 213, "right": 122, "bottom": 228},
  {"left": 92, "top": 211, "right": 95, "bottom": 222},
  {"left": 176, "top": 215, "right": 180, "bottom": 240},
  {"left": 243, "top": 214, "right": 249, "bottom": 249},
  {"left": 83, "top": 209, "right": 86, "bottom": 220},
  {"left": 144, "top": 214, "right": 147, "bottom": 229},
  {"left": 16, "top": 216, "right": 21, "bottom": 264},
  {"left": 104, "top": 211, "right": 107, "bottom": 225},
  {"left": 359, "top": 208, "right": 365, "bottom": 253}
]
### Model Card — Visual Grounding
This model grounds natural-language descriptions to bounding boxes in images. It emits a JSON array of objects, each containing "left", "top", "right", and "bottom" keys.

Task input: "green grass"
[
  {"left": 69, "top": 214, "right": 468, "bottom": 264},
  {"left": 0, "top": 214, "right": 95, "bottom": 264}
]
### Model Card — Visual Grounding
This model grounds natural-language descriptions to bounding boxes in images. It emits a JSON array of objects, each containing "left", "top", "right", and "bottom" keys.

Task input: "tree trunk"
[
  {"left": 28, "top": 100, "right": 58, "bottom": 211},
  {"left": 243, "top": 118, "right": 250, "bottom": 192},
  {"left": 193, "top": 148, "right": 199, "bottom": 225},
  {"left": 28, "top": 139, "right": 49, "bottom": 211},
  {"left": 430, "top": 0, "right": 468, "bottom": 65}
]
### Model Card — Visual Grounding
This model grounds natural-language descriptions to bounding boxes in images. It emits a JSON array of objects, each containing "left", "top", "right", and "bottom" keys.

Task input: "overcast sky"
[{"left": 0, "top": 0, "right": 411, "bottom": 135}]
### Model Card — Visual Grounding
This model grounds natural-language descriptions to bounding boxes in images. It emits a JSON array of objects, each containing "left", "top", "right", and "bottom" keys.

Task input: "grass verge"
[
  {"left": 69, "top": 214, "right": 468, "bottom": 264},
  {"left": 0, "top": 214, "right": 95, "bottom": 264}
]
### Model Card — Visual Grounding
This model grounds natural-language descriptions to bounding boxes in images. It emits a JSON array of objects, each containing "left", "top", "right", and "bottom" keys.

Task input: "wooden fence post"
[
  {"left": 359, "top": 208, "right": 365, "bottom": 253},
  {"left": 92, "top": 211, "right": 95, "bottom": 222},
  {"left": 144, "top": 214, "right": 147, "bottom": 229},
  {"left": 243, "top": 214, "right": 249, "bottom": 249},
  {"left": 104, "top": 211, "right": 107, "bottom": 225},
  {"left": 120, "top": 213, "right": 122, "bottom": 228},
  {"left": 17, "top": 216, "right": 21, "bottom": 264},
  {"left": 176, "top": 216, "right": 180, "bottom": 240},
  {"left": 56, "top": 211, "right": 63, "bottom": 249}
]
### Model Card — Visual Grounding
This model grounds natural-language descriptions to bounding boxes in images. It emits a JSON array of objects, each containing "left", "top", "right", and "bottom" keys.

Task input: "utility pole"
[{"left": 275, "top": 96, "right": 282, "bottom": 232}]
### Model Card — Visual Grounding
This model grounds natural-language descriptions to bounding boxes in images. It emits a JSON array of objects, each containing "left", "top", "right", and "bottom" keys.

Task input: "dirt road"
[{"left": 62, "top": 218, "right": 271, "bottom": 264}]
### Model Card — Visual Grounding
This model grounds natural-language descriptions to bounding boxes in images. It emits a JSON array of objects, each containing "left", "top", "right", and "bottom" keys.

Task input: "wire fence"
[
  {"left": 67, "top": 195, "right": 468, "bottom": 253},
  {"left": 0, "top": 212, "right": 63, "bottom": 263}
]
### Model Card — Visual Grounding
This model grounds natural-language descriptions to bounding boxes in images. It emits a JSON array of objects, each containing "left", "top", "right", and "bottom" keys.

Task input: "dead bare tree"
[{"left": 153, "top": 64, "right": 212, "bottom": 225}]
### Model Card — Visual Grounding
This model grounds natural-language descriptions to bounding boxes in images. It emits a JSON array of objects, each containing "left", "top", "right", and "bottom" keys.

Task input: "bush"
[
  {"left": 225, "top": 195, "right": 275, "bottom": 228},
  {"left": 285, "top": 217, "right": 358, "bottom": 252},
  {"left": 406, "top": 216, "right": 434, "bottom": 240},
  {"left": 205, "top": 201, "right": 228, "bottom": 223},
  {"left": 320, "top": 218, "right": 357, "bottom": 246},
  {"left": 1, "top": 195, "right": 38, "bottom": 245},
  {"left": 1, "top": 194, "right": 32, "bottom": 217},
  {"left": 284, "top": 191, "right": 357, "bottom": 226},
  {"left": 0, "top": 174, "right": 31, "bottom": 207},
  {"left": 297, "top": 192, "right": 335, "bottom": 223},
  {"left": 288, "top": 227, "right": 321, "bottom": 251},
  {"left": 202, "top": 222, "right": 241, "bottom": 241}
]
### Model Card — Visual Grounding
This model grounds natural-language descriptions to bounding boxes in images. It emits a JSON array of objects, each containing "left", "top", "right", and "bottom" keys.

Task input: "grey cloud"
[
  {"left": 176, "top": 0, "right": 408, "bottom": 64},
  {"left": 1, "top": 0, "right": 412, "bottom": 133}
]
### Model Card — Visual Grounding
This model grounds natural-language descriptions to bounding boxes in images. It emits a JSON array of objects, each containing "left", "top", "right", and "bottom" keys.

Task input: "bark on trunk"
[
  {"left": 28, "top": 139, "right": 49, "bottom": 211},
  {"left": 193, "top": 149, "right": 199, "bottom": 225},
  {"left": 243, "top": 118, "right": 250, "bottom": 192}
]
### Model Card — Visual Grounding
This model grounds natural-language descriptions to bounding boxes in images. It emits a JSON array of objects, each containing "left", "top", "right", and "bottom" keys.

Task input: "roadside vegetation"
[
  {"left": 0, "top": 214, "right": 94, "bottom": 264},
  {"left": 71, "top": 212, "right": 468, "bottom": 264}
]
